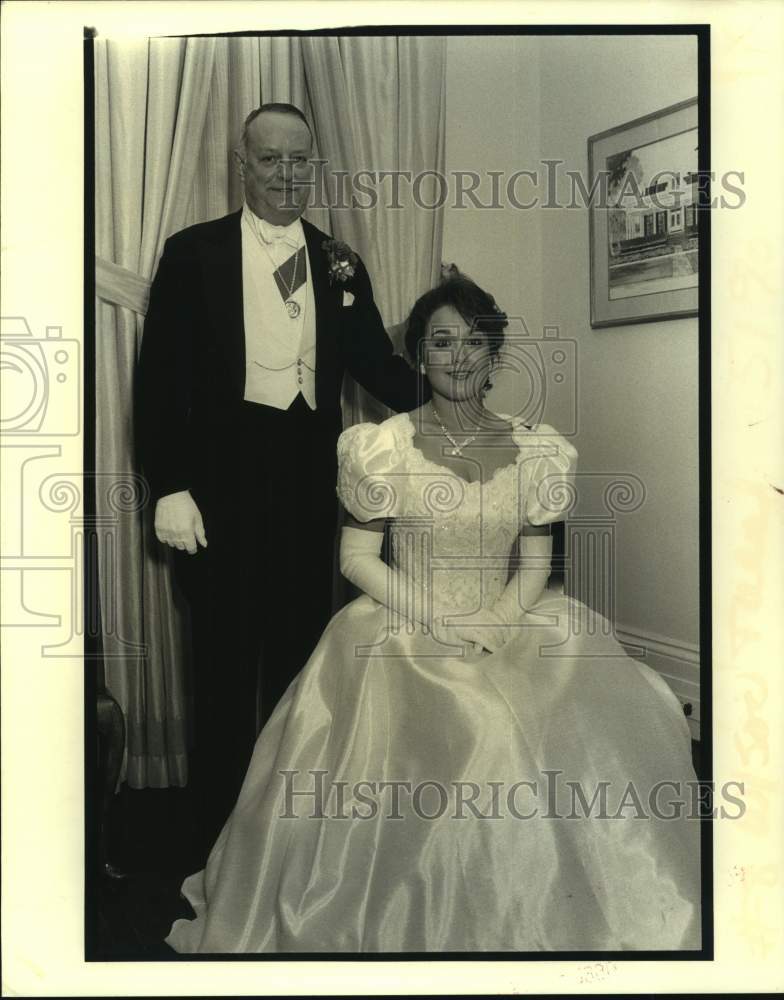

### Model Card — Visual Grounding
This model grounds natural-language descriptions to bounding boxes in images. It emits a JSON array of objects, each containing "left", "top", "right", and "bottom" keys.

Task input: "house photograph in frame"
[{"left": 589, "top": 97, "right": 699, "bottom": 327}]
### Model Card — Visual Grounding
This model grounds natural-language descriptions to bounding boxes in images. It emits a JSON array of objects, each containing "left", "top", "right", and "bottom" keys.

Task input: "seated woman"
[{"left": 166, "top": 275, "right": 701, "bottom": 953}]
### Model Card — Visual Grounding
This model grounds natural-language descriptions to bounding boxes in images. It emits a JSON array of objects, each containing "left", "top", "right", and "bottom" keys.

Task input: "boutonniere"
[{"left": 322, "top": 238, "right": 358, "bottom": 285}]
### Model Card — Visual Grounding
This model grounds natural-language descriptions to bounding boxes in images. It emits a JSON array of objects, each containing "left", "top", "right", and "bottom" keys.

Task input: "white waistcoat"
[{"left": 241, "top": 204, "right": 317, "bottom": 410}]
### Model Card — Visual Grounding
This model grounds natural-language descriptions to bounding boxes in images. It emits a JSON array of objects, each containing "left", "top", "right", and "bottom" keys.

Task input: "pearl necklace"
[{"left": 430, "top": 403, "right": 480, "bottom": 457}]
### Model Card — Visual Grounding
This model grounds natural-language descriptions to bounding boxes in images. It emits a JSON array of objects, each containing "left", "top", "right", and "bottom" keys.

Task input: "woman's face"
[{"left": 421, "top": 304, "right": 494, "bottom": 404}]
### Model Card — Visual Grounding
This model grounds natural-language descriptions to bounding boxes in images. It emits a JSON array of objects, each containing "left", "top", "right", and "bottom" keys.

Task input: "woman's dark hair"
[{"left": 404, "top": 273, "right": 508, "bottom": 368}]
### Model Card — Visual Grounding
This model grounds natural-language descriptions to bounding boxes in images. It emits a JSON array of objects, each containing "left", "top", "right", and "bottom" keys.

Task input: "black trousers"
[{"left": 174, "top": 395, "right": 340, "bottom": 848}]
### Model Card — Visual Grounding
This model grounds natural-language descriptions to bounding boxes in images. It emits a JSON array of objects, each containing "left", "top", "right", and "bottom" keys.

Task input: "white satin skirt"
[{"left": 166, "top": 591, "right": 701, "bottom": 953}]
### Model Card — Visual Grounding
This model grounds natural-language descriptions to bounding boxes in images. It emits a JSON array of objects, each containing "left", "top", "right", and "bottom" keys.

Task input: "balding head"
[{"left": 239, "top": 103, "right": 312, "bottom": 155}]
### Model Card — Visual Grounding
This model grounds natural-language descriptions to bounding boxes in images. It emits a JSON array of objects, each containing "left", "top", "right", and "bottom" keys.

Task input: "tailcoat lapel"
[
  {"left": 200, "top": 210, "right": 245, "bottom": 397},
  {"left": 302, "top": 218, "right": 336, "bottom": 369}
]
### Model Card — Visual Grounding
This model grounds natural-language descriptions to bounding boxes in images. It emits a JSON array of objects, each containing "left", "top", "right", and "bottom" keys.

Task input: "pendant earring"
[{"left": 482, "top": 362, "right": 497, "bottom": 398}]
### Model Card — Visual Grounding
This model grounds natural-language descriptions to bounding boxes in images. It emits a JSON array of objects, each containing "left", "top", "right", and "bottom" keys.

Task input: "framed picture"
[{"left": 588, "top": 97, "right": 699, "bottom": 328}]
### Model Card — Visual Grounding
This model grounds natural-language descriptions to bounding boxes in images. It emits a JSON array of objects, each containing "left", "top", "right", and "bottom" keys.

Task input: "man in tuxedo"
[{"left": 137, "top": 103, "right": 424, "bottom": 848}]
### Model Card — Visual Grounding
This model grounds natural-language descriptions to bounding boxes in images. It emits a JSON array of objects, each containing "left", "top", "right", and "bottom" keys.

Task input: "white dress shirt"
[{"left": 241, "top": 202, "right": 317, "bottom": 410}]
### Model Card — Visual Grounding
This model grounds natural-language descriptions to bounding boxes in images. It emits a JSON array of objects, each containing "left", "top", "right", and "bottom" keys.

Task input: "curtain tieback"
[
  {"left": 96, "top": 255, "right": 152, "bottom": 315},
  {"left": 96, "top": 255, "right": 411, "bottom": 354}
]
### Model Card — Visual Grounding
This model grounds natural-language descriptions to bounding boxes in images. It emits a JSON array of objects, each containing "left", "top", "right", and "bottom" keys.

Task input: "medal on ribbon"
[{"left": 272, "top": 247, "right": 306, "bottom": 318}]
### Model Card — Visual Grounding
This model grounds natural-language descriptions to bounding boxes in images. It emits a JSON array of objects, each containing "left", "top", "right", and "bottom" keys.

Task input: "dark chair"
[{"left": 96, "top": 679, "right": 126, "bottom": 879}]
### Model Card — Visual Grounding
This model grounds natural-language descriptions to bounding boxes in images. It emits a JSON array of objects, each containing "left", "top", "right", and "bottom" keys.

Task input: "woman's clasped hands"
[{"left": 431, "top": 609, "right": 512, "bottom": 657}]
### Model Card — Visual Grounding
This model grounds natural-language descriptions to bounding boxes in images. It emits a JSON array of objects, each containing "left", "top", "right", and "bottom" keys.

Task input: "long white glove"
[
  {"left": 340, "top": 526, "right": 430, "bottom": 629},
  {"left": 491, "top": 532, "right": 554, "bottom": 626},
  {"left": 340, "top": 527, "right": 497, "bottom": 654}
]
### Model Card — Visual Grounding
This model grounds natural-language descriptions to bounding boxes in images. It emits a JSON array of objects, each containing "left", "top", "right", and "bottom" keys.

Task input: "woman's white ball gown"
[{"left": 166, "top": 415, "right": 701, "bottom": 953}]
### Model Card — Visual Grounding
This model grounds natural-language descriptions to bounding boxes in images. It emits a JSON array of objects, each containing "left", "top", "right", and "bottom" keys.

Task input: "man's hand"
[{"left": 154, "top": 490, "right": 207, "bottom": 555}]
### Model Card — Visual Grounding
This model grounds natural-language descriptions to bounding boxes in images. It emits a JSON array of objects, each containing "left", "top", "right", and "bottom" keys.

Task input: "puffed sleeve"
[
  {"left": 336, "top": 419, "right": 406, "bottom": 522},
  {"left": 516, "top": 422, "right": 578, "bottom": 526}
]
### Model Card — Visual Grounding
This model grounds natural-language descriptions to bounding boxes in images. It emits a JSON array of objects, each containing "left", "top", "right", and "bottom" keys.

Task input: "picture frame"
[{"left": 588, "top": 97, "right": 699, "bottom": 328}]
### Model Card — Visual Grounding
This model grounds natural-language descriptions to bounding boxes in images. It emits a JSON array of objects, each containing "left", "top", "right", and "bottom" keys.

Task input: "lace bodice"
[{"left": 337, "top": 413, "right": 577, "bottom": 617}]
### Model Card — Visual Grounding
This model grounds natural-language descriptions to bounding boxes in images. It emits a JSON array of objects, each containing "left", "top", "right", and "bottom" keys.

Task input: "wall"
[
  {"left": 442, "top": 36, "right": 545, "bottom": 411},
  {"left": 443, "top": 35, "right": 701, "bottom": 733},
  {"left": 539, "top": 35, "right": 700, "bottom": 733}
]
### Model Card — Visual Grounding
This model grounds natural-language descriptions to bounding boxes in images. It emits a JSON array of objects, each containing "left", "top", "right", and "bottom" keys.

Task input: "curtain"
[
  {"left": 95, "top": 35, "right": 446, "bottom": 787},
  {"left": 301, "top": 36, "right": 446, "bottom": 423},
  {"left": 96, "top": 37, "right": 219, "bottom": 788}
]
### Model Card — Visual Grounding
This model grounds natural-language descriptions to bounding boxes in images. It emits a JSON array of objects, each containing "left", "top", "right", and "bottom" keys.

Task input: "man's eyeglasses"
[{"left": 255, "top": 155, "right": 312, "bottom": 170}]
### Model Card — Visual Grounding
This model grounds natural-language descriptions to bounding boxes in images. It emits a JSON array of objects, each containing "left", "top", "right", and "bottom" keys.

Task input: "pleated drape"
[
  {"left": 301, "top": 35, "right": 446, "bottom": 423},
  {"left": 95, "top": 35, "right": 446, "bottom": 787},
  {"left": 96, "top": 37, "right": 218, "bottom": 788}
]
